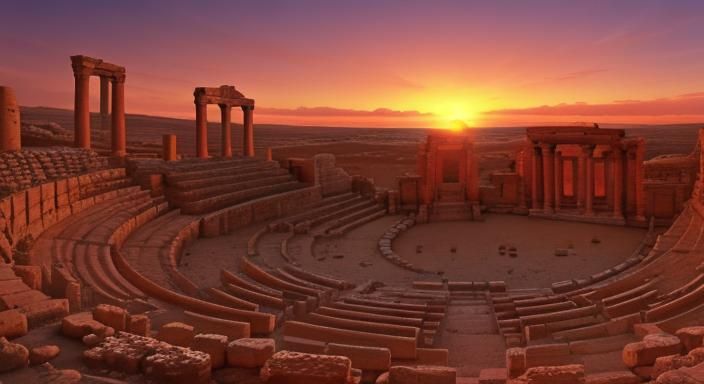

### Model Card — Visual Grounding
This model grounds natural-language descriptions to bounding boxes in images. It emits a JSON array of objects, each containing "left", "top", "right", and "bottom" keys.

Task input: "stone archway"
[
  {"left": 193, "top": 85, "right": 255, "bottom": 158},
  {"left": 70, "top": 55, "right": 126, "bottom": 157}
]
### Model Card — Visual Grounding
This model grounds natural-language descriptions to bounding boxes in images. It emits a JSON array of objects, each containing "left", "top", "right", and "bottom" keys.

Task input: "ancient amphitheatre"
[{"left": 0, "top": 52, "right": 703, "bottom": 384}]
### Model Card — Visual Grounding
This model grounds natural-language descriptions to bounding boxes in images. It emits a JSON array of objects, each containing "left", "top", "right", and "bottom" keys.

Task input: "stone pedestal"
[
  {"left": 0, "top": 86, "right": 21, "bottom": 152},
  {"left": 163, "top": 134, "right": 177, "bottom": 161}
]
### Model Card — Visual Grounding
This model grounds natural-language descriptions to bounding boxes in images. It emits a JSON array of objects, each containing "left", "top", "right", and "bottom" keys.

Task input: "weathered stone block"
[
  {"left": 388, "top": 365, "right": 456, "bottom": 384},
  {"left": 61, "top": 312, "right": 112, "bottom": 339},
  {"left": 260, "top": 351, "right": 351, "bottom": 384},
  {"left": 192, "top": 333, "right": 228, "bottom": 369},
  {"left": 127, "top": 314, "right": 150, "bottom": 336},
  {"left": 92, "top": 304, "right": 127, "bottom": 332},
  {"left": 0, "top": 336, "right": 29, "bottom": 373},
  {"left": 623, "top": 333, "right": 683, "bottom": 368},
  {"left": 512, "top": 364, "right": 585, "bottom": 384},
  {"left": 29, "top": 344, "right": 60, "bottom": 365},
  {"left": 676, "top": 326, "right": 704, "bottom": 352},
  {"left": 227, "top": 337, "right": 275, "bottom": 368},
  {"left": 0, "top": 309, "right": 27, "bottom": 339},
  {"left": 157, "top": 322, "right": 194, "bottom": 347}
]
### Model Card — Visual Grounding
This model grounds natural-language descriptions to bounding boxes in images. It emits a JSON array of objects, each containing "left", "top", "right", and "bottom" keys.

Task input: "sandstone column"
[
  {"left": 73, "top": 69, "right": 91, "bottom": 149},
  {"left": 110, "top": 74, "right": 126, "bottom": 157},
  {"left": 163, "top": 134, "right": 177, "bottom": 161},
  {"left": 220, "top": 104, "right": 232, "bottom": 158},
  {"left": 584, "top": 145, "right": 595, "bottom": 216},
  {"left": 242, "top": 105, "right": 254, "bottom": 157},
  {"left": 612, "top": 146, "right": 624, "bottom": 217},
  {"left": 531, "top": 144, "right": 541, "bottom": 210},
  {"left": 577, "top": 146, "right": 587, "bottom": 209},
  {"left": 554, "top": 150, "right": 562, "bottom": 212},
  {"left": 0, "top": 86, "right": 21, "bottom": 152},
  {"left": 541, "top": 143, "right": 555, "bottom": 214},
  {"left": 195, "top": 101, "right": 208, "bottom": 158},
  {"left": 100, "top": 76, "right": 110, "bottom": 131},
  {"left": 635, "top": 139, "right": 646, "bottom": 220}
]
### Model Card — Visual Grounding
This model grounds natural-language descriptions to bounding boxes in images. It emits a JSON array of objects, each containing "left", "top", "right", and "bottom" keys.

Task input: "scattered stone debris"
[
  {"left": 592, "top": 237, "right": 601, "bottom": 244},
  {"left": 0, "top": 336, "right": 29, "bottom": 373},
  {"left": 450, "top": 246, "right": 457, "bottom": 253},
  {"left": 555, "top": 248, "right": 569, "bottom": 257},
  {"left": 416, "top": 245, "right": 423, "bottom": 254},
  {"left": 359, "top": 261, "right": 373, "bottom": 267},
  {"left": 29, "top": 345, "right": 60, "bottom": 366},
  {"left": 377, "top": 215, "right": 433, "bottom": 273},
  {"left": 332, "top": 254, "right": 345, "bottom": 260}
]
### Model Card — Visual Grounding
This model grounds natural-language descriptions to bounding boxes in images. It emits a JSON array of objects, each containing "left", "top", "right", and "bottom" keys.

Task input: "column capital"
[
  {"left": 580, "top": 144, "right": 596, "bottom": 155},
  {"left": 539, "top": 142, "right": 556, "bottom": 152},
  {"left": 73, "top": 67, "right": 93, "bottom": 78},
  {"left": 111, "top": 73, "right": 126, "bottom": 83},
  {"left": 241, "top": 105, "right": 255, "bottom": 111},
  {"left": 219, "top": 103, "right": 232, "bottom": 110}
]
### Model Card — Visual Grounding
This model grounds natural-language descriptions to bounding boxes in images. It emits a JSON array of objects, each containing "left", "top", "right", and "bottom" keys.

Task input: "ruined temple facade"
[
  {"left": 399, "top": 132, "right": 480, "bottom": 222},
  {"left": 398, "top": 126, "right": 697, "bottom": 226},
  {"left": 522, "top": 127, "right": 646, "bottom": 225}
]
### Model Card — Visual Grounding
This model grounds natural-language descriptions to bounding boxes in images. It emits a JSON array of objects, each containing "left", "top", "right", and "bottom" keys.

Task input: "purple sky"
[{"left": 1, "top": 0, "right": 703, "bottom": 127}]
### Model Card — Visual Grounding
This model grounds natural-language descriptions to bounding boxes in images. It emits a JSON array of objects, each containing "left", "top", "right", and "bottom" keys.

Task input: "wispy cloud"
[
  {"left": 484, "top": 92, "right": 704, "bottom": 117},
  {"left": 256, "top": 106, "right": 433, "bottom": 118}
]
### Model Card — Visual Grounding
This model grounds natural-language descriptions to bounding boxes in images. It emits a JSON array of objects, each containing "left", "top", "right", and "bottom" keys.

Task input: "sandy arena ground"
[
  {"left": 395, "top": 214, "right": 647, "bottom": 288},
  {"left": 182, "top": 213, "right": 647, "bottom": 291}
]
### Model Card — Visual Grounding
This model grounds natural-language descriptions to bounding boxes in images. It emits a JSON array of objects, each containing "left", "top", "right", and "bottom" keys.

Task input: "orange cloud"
[{"left": 485, "top": 92, "right": 704, "bottom": 117}]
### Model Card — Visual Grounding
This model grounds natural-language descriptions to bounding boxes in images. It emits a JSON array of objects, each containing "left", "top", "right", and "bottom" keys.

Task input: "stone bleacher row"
[
  {"left": 0, "top": 167, "right": 149, "bottom": 335},
  {"left": 477, "top": 202, "right": 704, "bottom": 380},
  {"left": 161, "top": 157, "right": 308, "bottom": 214},
  {"left": 249, "top": 191, "right": 387, "bottom": 263}
]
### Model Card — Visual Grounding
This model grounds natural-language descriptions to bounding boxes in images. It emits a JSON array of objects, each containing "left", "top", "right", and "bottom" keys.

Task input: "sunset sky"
[{"left": 1, "top": 0, "right": 704, "bottom": 128}]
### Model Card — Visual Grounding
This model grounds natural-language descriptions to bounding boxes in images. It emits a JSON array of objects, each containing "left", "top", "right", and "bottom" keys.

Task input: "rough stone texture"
[
  {"left": 676, "top": 327, "right": 704, "bottom": 352},
  {"left": 92, "top": 304, "right": 127, "bottom": 332},
  {"left": 0, "top": 86, "right": 21, "bottom": 152},
  {"left": 38, "top": 363, "right": 82, "bottom": 384},
  {"left": 388, "top": 365, "right": 457, "bottom": 384},
  {"left": 29, "top": 344, "right": 60, "bottom": 365},
  {"left": 227, "top": 337, "right": 275, "bottom": 368},
  {"left": 12, "top": 265, "right": 41, "bottom": 290},
  {"left": 260, "top": 350, "right": 352, "bottom": 384},
  {"left": 656, "top": 362, "right": 704, "bottom": 383},
  {"left": 0, "top": 148, "right": 106, "bottom": 197},
  {"left": 192, "top": 333, "right": 228, "bottom": 369},
  {"left": 511, "top": 364, "right": 585, "bottom": 384},
  {"left": 325, "top": 343, "right": 391, "bottom": 371},
  {"left": 0, "top": 308, "right": 28, "bottom": 338},
  {"left": 376, "top": 372, "right": 390, "bottom": 384},
  {"left": 585, "top": 371, "right": 641, "bottom": 384},
  {"left": 61, "top": 312, "right": 112, "bottom": 339},
  {"left": 157, "top": 321, "right": 194, "bottom": 347},
  {"left": 127, "top": 314, "right": 150, "bottom": 336},
  {"left": 479, "top": 368, "right": 508, "bottom": 384},
  {"left": 0, "top": 336, "right": 29, "bottom": 372},
  {"left": 83, "top": 331, "right": 211, "bottom": 383},
  {"left": 82, "top": 333, "right": 102, "bottom": 347},
  {"left": 652, "top": 348, "right": 704, "bottom": 379},
  {"left": 143, "top": 344, "right": 212, "bottom": 384},
  {"left": 507, "top": 347, "right": 527, "bottom": 378},
  {"left": 623, "top": 333, "right": 683, "bottom": 368}
]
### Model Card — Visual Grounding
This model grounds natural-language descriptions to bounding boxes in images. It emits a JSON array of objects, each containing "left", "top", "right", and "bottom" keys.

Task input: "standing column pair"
[{"left": 73, "top": 70, "right": 126, "bottom": 157}]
